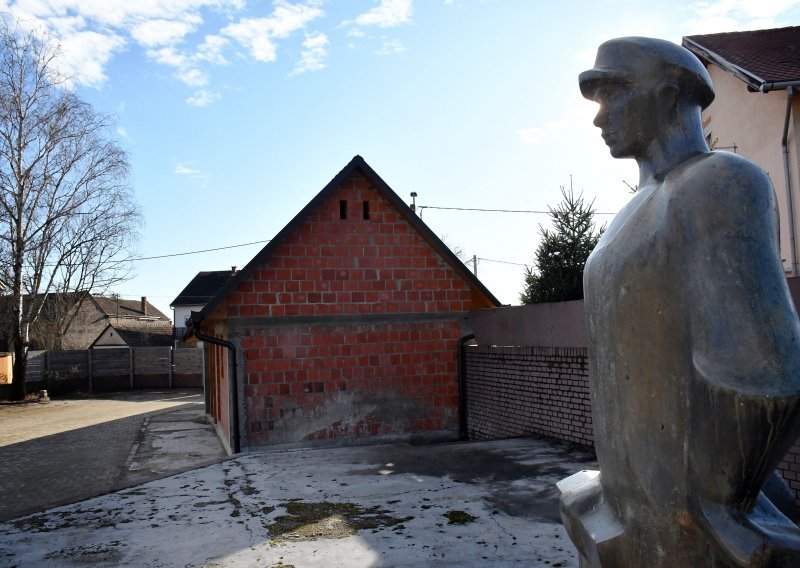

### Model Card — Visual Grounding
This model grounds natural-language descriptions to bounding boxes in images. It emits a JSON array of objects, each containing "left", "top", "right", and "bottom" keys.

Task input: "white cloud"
[
  {"left": 0, "top": 0, "right": 245, "bottom": 93},
  {"left": 145, "top": 45, "right": 211, "bottom": 87},
  {"left": 56, "top": 30, "right": 126, "bottom": 88},
  {"left": 518, "top": 95, "right": 597, "bottom": 146},
  {"left": 684, "top": 0, "right": 800, "bottom": 33},
  {"left": 222, "top": 1, "right": 324, "bottom": 62},
  {"left": 290, "top": 30, "right": 328, "bottom": 75},
  {"left": 378, "top": 38, "right": 406, "bottom": 55},
  {"left": 116, "top": 126, "right": 130, "bottom": 139},
  {"left": 195, "top": 34, "right": 229, "bottom": 64},
  {"left": 174, "top": 163, "right": 201, "bottom": 174},
  {"left": 186, "top": 89, "right": 221, "bottom": 106},
  {"left": 354, "top": 0, "right": 413, "bottom": 28},
  {"left": 175, "top": 66, "right": 209, "bottom": 87},
  {"left": 130, "top": 18, "right": 199, "bottom": 48}
]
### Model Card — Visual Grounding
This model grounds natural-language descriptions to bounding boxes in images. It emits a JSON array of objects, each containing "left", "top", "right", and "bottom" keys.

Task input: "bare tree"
[{"left": 0, "top": 20, "right": 140, "bottom": 399}]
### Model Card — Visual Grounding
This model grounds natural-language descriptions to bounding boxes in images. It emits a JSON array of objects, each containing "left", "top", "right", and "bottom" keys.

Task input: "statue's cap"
[{"left": 579, "top": 37, "right": 715, "bottom": 110}]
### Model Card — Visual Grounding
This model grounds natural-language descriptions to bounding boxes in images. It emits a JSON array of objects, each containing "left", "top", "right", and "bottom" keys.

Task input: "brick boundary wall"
[
  {"left": 778, "top": 440, "right": 800, "bottom": 502},
  {"left": 463, "top": 342, "right": 800, "bottom": 506},
  {"left": 463, "top": 345, "right": 593, "bottom": 447}
]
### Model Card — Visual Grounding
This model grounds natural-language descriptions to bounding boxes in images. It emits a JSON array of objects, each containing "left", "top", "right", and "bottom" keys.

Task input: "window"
[
  {"left": 363, "top": 200, "right": 370, "bottom": 220},
  {"left": 339, "top": 200, "right": 347, "bottom": 220}
]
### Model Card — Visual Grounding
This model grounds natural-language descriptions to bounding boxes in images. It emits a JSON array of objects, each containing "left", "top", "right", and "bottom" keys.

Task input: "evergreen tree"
[{"left": 520, "top": 184, "right": 603, "bottom": 304}]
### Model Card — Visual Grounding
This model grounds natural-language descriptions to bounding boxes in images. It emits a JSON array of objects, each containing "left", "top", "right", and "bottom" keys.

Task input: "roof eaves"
[
  {"left": 682, "top": 36, "right": 769, "bottom": 92},
  {"left": 197, "top": 157, "right": 370, "bottom": 318},
  {"left": 354, "top": 157, "right": 502, "bottom": 307}
]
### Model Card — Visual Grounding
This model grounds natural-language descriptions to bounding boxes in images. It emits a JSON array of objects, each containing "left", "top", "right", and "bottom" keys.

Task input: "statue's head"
[
  {"left": 580, "top": 37, "right": 714, "bottom": 109},
  {"left": 579, "top": 37, "right": 714, "bottom": 160}
]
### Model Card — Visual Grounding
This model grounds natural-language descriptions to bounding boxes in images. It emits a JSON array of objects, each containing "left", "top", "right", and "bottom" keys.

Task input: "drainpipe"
[
  {"left": 457, "top": 333, "right": 475, "bottom": 440},
  {"left": 190, "top": 312, "right": 241, "bottom": 454},
  {"left": 782, "top": 86, "right": 798, "bottom": 276}
]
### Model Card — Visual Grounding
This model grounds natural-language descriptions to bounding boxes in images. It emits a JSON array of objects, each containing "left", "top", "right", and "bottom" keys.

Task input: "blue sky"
[{"left": 3, "top": 0, "right": 799, "bottom": 317}]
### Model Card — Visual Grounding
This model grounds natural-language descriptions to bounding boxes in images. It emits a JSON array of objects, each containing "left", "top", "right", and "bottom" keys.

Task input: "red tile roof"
[
  {"left": 683, "top": 26, "right": 800, "bottom": 90},
  {"left": 93, "top": 296, "right": 170, "bottom": 321}
]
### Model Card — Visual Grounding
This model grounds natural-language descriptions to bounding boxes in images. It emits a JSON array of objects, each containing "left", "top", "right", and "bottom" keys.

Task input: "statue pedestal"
[{"left": 557, "top": 471, "right": 624, "bottom": 568}]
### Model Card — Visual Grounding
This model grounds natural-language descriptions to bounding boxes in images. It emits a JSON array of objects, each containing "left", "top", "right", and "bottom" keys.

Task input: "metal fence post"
[{"left": 87, "top": 349, "right": 93, "bottom": 393}]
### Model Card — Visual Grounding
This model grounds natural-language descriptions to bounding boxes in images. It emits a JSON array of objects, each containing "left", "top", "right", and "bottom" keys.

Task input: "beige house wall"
[{"left": 702, "top": 66, "right": 800, "bottom": 273}]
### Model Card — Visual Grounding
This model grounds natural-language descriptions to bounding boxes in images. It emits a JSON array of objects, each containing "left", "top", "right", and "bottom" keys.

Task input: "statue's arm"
[{"left": 681, "top": 154, "right": 800, "bottom": 396}]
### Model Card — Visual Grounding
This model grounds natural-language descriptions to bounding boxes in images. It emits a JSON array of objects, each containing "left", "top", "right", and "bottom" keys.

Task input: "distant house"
[
  {"left": 15, "top": 294, "right": 172, "bottom": 350},
  {"left": 90, "top": 321, "right": 174, "bottom": 348},
  {"left": 187, "top": 156, "right": 500, "bottom": 454},
  {"left": 170, "top": 269, "right": 237, "bottom": 338},
  {"left": 682, "top": 26, "right": 800, "bottom": 275}
]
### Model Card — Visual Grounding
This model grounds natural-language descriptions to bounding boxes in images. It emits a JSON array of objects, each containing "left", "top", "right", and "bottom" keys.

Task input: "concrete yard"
[{"left": 0, "top": 437, "right": 595, "bottom": 567}]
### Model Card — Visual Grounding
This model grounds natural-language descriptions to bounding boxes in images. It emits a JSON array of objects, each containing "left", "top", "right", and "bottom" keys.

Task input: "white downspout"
[{"left": 781, "top": 86, "right": 798, "bottom": 276}]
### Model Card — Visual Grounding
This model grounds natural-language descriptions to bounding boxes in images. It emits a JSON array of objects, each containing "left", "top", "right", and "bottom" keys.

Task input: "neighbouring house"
[
  {"left": 682, "top": 26, "right": 800, "bottom": 275},
  {"left": 170, "top": 269, "right": 237, "bottom": 339},
  {"left": 72, "top": 295, "right": 172, "bottom": 349},
  {"left": 90, "top": 321, "right": 174, "bottom": 348},
  {"left": 0, "top": 293, "right": 172, "bottom": 350},
  {"left": 187, "top": 155, "right": 500, "bottom": 454}
]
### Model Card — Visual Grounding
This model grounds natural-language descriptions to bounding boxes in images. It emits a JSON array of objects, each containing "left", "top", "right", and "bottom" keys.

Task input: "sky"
[{"left": 2, "top": 0, "right": 799, "bottom": 319}]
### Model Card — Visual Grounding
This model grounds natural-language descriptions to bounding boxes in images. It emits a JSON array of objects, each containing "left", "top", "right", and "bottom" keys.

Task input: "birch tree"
[{"left": 0, "top": 21, "right": 140, "bottom": 399}]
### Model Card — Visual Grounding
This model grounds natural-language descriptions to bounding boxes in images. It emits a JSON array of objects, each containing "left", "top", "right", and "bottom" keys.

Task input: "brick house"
[{"left": 188, "top": 156, "right": 500, "bottom": 453}]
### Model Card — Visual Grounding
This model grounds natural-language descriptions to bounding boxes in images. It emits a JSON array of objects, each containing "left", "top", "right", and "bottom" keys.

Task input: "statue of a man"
[{"left": 558, "top": 37, "right": 800, "bottom": 567}]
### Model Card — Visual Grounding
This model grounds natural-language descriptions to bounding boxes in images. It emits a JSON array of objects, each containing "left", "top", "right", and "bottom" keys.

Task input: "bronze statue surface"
[{"left": 558, "top": 36, "right": 800, "bottom": 567}]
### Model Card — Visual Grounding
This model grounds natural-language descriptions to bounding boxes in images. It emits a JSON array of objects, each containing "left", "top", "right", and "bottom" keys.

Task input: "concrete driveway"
[
  {"left": 0, "top": 388, "right": 227, "bottom": 522},
  {"left": 0, "top": 437, "right": 596, "bottom": 567}
]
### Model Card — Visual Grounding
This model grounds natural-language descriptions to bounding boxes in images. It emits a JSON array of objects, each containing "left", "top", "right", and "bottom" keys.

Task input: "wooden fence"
[{"left": 24, "top": 347, "right": 204, "bottom": 393}]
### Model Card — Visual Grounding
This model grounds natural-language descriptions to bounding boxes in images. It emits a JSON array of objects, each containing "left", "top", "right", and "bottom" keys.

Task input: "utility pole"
[{"left": 472, "top": 255, "right": 478, "bottom": 276}]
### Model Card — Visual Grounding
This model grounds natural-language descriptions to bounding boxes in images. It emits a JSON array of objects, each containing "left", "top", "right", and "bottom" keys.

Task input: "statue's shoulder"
[{"left": 667, "top": 151, "right": 774, "bottom": 214}]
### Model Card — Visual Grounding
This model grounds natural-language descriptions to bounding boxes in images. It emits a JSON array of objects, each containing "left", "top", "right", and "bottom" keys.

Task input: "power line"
[
  {"left": 476, "top": 257, "right": 529, "bottom": 267},
  {"left": 130, "top": 240, "right": 270, "bottom": 262},
  {"left": 418, "top": 205, "right": 618, "bottom": 215}
]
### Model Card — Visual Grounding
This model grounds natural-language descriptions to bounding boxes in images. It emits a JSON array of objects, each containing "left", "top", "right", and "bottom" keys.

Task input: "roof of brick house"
[{"left": 193, "top": 155, "right": 501, "bottom": 325}]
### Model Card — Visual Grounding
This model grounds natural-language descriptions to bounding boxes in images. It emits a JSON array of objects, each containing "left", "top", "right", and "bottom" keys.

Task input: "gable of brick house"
[{"left": 193, "top": 155, "right": 499, "bottom": 452}]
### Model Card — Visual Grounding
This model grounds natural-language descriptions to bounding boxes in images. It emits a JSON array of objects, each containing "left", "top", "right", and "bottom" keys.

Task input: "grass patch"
[
  {"left": 268, "top": 501, "right": 413, "bottom": 543},
  {"left": 444, "top": 510, "right": 478, "bottom": 525}
]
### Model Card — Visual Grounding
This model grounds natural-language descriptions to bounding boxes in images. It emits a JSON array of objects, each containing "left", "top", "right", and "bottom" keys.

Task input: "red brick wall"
[
  {"left": 240, "top": 321, "right": 461, "bottom": 446},
  {"left": 225, "top": 173, "right": 475, "bottom": 320},
  {"left": 464, "top": 345, "right": 593, "bottom": 447},
  {"left": 221, "top": 171, "right": 480, "bottom": 447}
]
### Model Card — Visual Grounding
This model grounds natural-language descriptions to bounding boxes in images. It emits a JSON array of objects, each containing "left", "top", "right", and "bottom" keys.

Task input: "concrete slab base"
[{"left": 0, "top": 437, "right": 596, "bottom": 567}]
